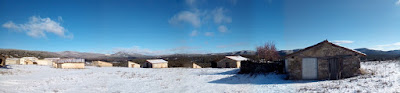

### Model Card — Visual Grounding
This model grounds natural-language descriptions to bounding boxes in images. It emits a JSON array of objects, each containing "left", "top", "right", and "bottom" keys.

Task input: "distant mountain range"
[
  {"left": 1, "top": 48, "right": 399, "bottom": 61},
  {"left": 354, "top": 48, "right": 400, "bottom": 60}
]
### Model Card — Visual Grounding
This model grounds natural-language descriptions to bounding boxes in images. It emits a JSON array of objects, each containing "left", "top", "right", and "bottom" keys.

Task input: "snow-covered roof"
[
  {"left": 44, "top": 58, "right": 60, "bottom": 60},
  {"left": 226, "top": 56, "right": 248, "bottom": 61},
  {"left": 56, "top": 59, "right": 85, "bottom": 63},
  {"left": 6, "top": 58, "right": 20, "bottom": 60},
  {"left": 21, "top": 57, "right": 38, "bottom": 60},
  {"left": 146, "top": 59, "right": 168, "bottom": 63}
]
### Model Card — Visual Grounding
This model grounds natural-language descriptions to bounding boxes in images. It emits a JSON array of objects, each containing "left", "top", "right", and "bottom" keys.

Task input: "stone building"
[
  {"left": 217, "top": 56, "right": 248, "bottom": 68},
  {"left": 54, "top": 58, "right": 85, "bottom": 69},
  {"left": 285, "top": 40, "right": 366, "bottom": 80},
  {"left": 183, "top": 62, "right": 203, "bottom": 68},
  {"left": 119, "top": 61, "right": 141, "bottom": 68},
  {"left": 143, "top": 59, "right": 168, "bottom": 68},
  {"left": 92, "top": 61, "right": 113, "bottom": 67},
  {"left": 19, "top": 57, "right": 38, "bottom": 65},
  {"left": 5, "top": 58, "right": 19, "bottom": 65},
  {"left": 35, "top": 59, "right": 51, "bottom": 65}
]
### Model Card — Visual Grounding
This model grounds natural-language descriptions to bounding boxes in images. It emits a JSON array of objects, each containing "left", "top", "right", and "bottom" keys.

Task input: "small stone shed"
[
  {"left": 285, "top": 40, "right": 366, "bottom": 80},
  {"left": 92, "top": 61, "right": 113, "bottom": 67},
  {"left": 217, "top": 56, "right": 248, "bottom": 68},
  {"left": 119, "top": 61, "right": 141, "bottom": 68},
  {"left": 183, "top": 62, "right": 203, "bottom": 68},
  {"left": 35, "top": 59, "right": 51, "bottom": 65},
  {"left": 54, "top": 59, "right": 85, "bottom": 69},
  {"left": 143, "top": 59, "right": 168, "bottom": 68},
  {"left": 5, "top": 58, "right": 20, "bottom": 65},
  {"left": 44, "top": 58, "right": 61, "bottom": 68},
  {"left": 19, "top": 57, "right": 38, "bottom": 65}
]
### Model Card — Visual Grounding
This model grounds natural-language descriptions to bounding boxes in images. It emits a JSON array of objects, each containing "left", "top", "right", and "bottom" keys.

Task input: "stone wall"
[
  {"left": 5, "top": 58, "right": 19, "bottom": 65},
  {"left": 341, "top": 56, "right": 361, "bottom": 78},
  {"left": 58, "top": 63, "right": 85, "bottom": 69},
  {"left": 238, "top": 61, "right": 281, "bottom": 74},
  {"left": 151, "top": 63, "right": 168, "bottom": 68}
]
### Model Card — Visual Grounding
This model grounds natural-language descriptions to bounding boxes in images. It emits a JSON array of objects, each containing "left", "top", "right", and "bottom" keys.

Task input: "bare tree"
[{"left": 256, "top": 42, "right": 280, "bottom": 61}]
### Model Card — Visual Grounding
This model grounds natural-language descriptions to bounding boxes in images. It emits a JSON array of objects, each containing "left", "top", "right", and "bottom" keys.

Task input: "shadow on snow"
[
  {"left": 0, "top": 65, "right": 13, "bottom": 69},
  {"left": 208, "top": 69, "right": 320, "bottom": 85}
]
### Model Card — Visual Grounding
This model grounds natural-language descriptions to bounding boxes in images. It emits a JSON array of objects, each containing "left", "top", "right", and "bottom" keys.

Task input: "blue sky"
[{"left": 1, "top": 0, "right": 400, "bottom": 55}]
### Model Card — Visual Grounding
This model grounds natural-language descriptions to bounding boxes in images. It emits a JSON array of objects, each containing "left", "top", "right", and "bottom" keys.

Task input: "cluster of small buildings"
[
  {"left": 2, "top": 57, "right": 174, "bottom": 69},
  {"left": 2, "top": 55, "right": 248, "bottom": 69},
  {"left": 0, "top": 40, "right": 366, "bottom": 80}
]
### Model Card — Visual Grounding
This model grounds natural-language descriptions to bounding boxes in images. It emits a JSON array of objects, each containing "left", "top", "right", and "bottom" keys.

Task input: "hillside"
[
  {"left": 0, "top": 49, "right": 61, "bottom": 59},
  {"left": 355, "top": 48, "right": 400, "bottom": 60}
]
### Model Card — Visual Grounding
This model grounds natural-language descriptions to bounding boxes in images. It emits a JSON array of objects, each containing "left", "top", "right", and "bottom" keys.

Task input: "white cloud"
[
  {"left": 169, "top": 3, "right": 233, "bottom": 37},
  {"left": 213, "top": 7, "right": 232, "bottom": 24},
  {"left": 216, "top": 42, "right": 248, "bottom": 48},
  {"left": 332, "top": 40, "right": 354, "bottom": 45},
  {"left": 2, "top": 16, "right": 73, "bottom": 39},
  {"left": 169, "top": 46, "right": 206, "bottom": 54},
  {"left": 169, "top": 11, "right": 201, "bottom": 27},
  {"left": 186, "top": 0, "right": 196, "bottom": 7},
  {"left": 2, "top": 21, "right": 18, "bottom": 29},
  {"left": 371, "top": 42, "right": 400, "bottom": 51},
  {"left": 204, "top": 32, "right": 214, "bottom": 36},
  {"left": 190, "top": 30, "right": 198, "bottom": 36},
  {"left": 218, "top": 25, "right": 228, "bottom": 32},
  {"left": 113, "top": 46, "right": 206, "bottom": 55},
  {"left": 229, "top": 0, "right": 238, "bottom": 5},
  {"left": 396, "top": 0, "right": 400, "bottom": 5}
]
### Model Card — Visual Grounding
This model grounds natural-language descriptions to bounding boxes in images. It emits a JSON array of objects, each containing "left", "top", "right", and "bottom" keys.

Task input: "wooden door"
[{"left": 329, "top": 58, "right": 342, "bottom": 80}]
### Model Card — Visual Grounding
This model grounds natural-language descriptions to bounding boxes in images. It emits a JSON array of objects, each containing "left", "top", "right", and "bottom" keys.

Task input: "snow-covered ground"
[
  {"left": 298, "top": 61, "right": 400, "bottom": 92},
  {"left": 0, "top": 61, "right": 399, "bottom": 93}
]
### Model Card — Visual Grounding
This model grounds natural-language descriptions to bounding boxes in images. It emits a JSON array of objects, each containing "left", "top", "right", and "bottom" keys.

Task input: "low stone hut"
[
  {"left": 118, "top": 61, "right": 141, "bottom": 68},
  {"left": 54, "top": 59, "right": 85, "bottom": 69},
  {"left": 44, "top": 58, "right": 61, "bottom": 68},
  {"left": 183, "top": 62, "right": 203, "bottom": 68},
  {"left": 92, "top": 61, "right": 113, "bottom": 67},
  {"left": 217, "top": 56, "right": 248, "bottom": 68},
  {"left": 5, "top": 58, "right": 20, "bottom": 65},
  {"left": 35, "top": 59, "right": 51, "bottom": 65},
  {"left": 285, "top": 40, "right": 366, "bottom": 80},
  {"left": 19, "top": 57, "right": 38, "bottom": 65},
  {"left": 143, "top": 59, "right": 168, "bottom": 68}
]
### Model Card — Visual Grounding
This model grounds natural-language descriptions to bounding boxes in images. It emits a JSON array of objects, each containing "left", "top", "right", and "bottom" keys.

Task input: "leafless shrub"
[{"left": 256, "top": 42, "right": 280, "bottom": 61}]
